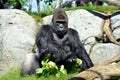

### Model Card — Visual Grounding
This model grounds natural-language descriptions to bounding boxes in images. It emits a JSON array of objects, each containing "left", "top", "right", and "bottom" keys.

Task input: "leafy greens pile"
[{"left": 36, "top": 54, "right": 82, "bottom": 77}]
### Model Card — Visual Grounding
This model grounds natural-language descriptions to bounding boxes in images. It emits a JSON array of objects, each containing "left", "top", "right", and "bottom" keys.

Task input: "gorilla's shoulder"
[
  {"left": 40, "top": 24, "right": 51, "bottom": 31},
  {"left": 68, "top": 28, "right": 78, "bottom": 35}
]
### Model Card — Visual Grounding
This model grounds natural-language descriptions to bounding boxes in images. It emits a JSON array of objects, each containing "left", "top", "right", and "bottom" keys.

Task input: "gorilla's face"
[
  {"left": 51, "top": 9, "right": 68, "bottom": 39},
  {"left": 52, "top": 20, "right": 68, "bottom": 39},
  {"left": 55, "top": 20, "right": 67, "bottom": 32}
]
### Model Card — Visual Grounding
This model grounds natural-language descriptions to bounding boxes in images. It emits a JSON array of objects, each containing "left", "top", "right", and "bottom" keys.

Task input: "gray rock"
[
  {"left": 0, "top": 9, "right": 38, "bottom": 75},
  {"left": 90, "top": 43, "right": 120, "bottom": 64},
  {"left": 67, "top": 10, "right": 104, "bottom": 42},
  {"left": 84, "top": 37, "right": 96, "bottom": 54},
  {"left": 111, "top": 11, "right": 120, "bottom": 41},
  {"left": 113, "top": 28, "right": 120, "bottom": 41}
]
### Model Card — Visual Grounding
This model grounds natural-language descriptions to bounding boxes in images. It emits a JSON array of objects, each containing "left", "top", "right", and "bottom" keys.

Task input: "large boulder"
[
  {"left": 111, "top": 10, "right": 120, "bottom": 41},
  {"left": 90, "top": 43, "right": 120, "bottom": 64},
  {"left": 0, "top": 9, "right": 38, "bottom": 75}
]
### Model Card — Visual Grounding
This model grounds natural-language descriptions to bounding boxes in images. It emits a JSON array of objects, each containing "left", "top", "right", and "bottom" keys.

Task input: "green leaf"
[
  {"left": 76, "top": 58, "right": 82, "bottom": 67},
  {"left": 86, "top": 2, "right": 93, "bottom": 7},
  {"left": 55, "top": 72, "right": 60, "bottom": 77},
  {"left": 60, "top": 65, "right": 67, "bottom": 75},
  {"left": 48, "top": 61, "right": 58, "bottom": 69},
  {"left": 41, "top": 54, "right": 51, "bottom": 67},
  {"left": 36, "top": 68, "right": 43, "bottom": 74}
]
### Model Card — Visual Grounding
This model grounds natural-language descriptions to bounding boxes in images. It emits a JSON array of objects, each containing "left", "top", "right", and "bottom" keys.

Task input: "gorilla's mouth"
[
  {"left": 57, "top": 30, "right": 67, "bottom": 39},
  {"left": 59, "top": 27, "right": 64, "bottom": 31}
]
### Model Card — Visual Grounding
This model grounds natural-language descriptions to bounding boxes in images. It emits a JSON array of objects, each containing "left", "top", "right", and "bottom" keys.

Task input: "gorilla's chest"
[{"left": 53, "top": 32, "right": 68, "bottom": 45}]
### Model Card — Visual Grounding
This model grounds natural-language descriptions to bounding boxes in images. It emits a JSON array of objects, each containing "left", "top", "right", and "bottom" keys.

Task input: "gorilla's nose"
[{"left": 59, "top": 24, "right": 64, "bottom": 31}]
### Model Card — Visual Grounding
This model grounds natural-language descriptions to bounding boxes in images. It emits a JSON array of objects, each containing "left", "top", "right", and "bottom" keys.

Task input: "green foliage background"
[{"left": 6, "top": 0, "right": 26, "bottom": 6}]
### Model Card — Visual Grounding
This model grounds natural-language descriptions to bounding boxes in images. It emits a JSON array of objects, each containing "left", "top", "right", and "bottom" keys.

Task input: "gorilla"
[{"left": 20, "top": 8, "right": 93, "bottom": 76}]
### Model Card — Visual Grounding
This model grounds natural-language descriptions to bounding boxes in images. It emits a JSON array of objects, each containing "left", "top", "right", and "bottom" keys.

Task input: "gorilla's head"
[{"left": 51, "top": 8, "right": 68, "bottom": 38}]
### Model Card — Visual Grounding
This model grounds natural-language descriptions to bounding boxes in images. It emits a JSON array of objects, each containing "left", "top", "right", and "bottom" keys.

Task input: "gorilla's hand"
[
  {"left": 52, "top": 50, "right": 74, "bottom": 63},
  {"left": 66, "top": 56, "right": 77, "bottom": 63},
  {"left": 51, "top": 49, "right": 66, "bottom": 62}
]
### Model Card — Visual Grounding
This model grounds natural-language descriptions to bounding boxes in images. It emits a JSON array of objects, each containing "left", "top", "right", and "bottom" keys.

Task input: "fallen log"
[{"left": 70, "top": 54, "right": 120, "bottom": 80}]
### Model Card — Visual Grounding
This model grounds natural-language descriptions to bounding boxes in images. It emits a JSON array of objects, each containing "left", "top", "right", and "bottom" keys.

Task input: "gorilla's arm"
[{"left": 67, "top": 28, "right": 94, "bottom": 70}]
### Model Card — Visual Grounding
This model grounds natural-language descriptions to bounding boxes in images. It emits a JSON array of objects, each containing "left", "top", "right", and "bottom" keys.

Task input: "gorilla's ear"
[{"left": 52, "top": 8, "right": 68, "bottom": 24}]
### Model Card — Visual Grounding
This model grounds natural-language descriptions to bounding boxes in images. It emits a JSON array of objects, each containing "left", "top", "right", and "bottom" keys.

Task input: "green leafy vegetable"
[
  {"left": 55, "top": 65, "right": 67, "bottom": 77},
  {"left": 36, "top": 54, "right": 57, "bottom": 76},
  {"left": 76, "top": 58, "right": 82, "bottom": 67},
  {"left": 36, "top": 54, "right": 82, "bottom": 77}
]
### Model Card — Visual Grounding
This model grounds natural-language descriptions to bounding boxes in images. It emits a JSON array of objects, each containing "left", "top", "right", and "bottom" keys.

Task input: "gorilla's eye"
[
  {"left": 63, "top": 22, "right": 67, "bottom": 27},
  {"left": 56, "top": 21, "right": 66, "bottom": 23},
  {"left": 56, "top": 23, "right": 60, "bottom": 26},
  {"left": 56, "top": 21, "right": 67, "bottom": 26}
]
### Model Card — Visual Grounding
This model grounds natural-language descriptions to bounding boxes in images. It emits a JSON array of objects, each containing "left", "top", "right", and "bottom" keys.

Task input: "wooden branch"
[
  {"left": 102, "top": 17, "right": 120, "bottom": 45},
  {"left": 70, "top": 54, "right": 120, "bottom": 80}
]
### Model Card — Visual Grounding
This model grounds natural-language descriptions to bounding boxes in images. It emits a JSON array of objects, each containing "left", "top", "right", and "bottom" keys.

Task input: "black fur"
[
  {"left": 36, "top": 9, "right": 93, "bottom": 70},
  {"left": 20, "top": 9, "right": 93, "bottom": 76}
]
